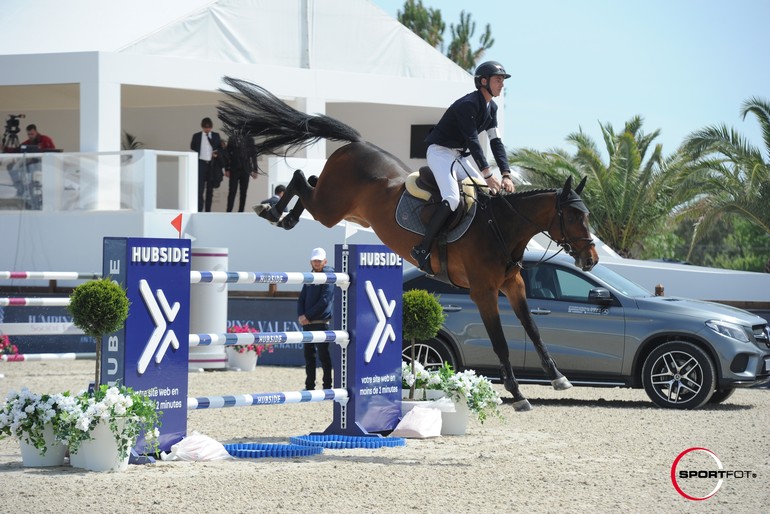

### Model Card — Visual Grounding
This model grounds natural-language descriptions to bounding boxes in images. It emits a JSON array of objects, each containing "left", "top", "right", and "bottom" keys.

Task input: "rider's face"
[{"left": 488, "top": 75, "right": 505, "bottom": 97}]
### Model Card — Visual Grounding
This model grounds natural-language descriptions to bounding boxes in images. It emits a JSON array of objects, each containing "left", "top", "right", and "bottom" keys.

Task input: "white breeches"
[{"left": 426, "top": 144, "right": 484, "bottom": 211}]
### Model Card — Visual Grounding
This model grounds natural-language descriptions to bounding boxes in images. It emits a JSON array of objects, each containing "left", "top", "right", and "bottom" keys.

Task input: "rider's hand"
[
  {"left": 483, "top": 169, "right": 501, "bottom": 194},
  {"left": 501, "top": 174, "right": 515, "bottom": 193}
]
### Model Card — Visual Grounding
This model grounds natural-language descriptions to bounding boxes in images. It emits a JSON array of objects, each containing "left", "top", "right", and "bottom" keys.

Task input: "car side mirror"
[{"left": 588, "top": 288, "right": 613, "bottom": 305}]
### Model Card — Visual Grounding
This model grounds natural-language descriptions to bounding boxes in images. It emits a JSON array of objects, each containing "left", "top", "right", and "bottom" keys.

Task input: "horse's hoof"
[
  {"left": 277, "top": 213, "right": 299, "bottom": 230},
  {"left": 513, "top": 399, "right": 532, "bottom": 412},
  {"left": 253, "top": 204, "right": 280, "bottom": 224},
  {"left": 552, "top": 376, "right": 573, "bottom": 390}
]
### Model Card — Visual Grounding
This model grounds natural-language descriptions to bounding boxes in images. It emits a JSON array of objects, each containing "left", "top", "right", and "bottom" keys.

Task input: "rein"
[{"left": 483, "top": 189, "right": 594, "bottom": 271}]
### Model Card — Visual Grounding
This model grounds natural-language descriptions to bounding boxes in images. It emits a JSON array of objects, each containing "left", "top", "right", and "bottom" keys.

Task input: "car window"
[
  {"left": 525, "top": 264, "right": 598, "bottom": 302},
  {"left": 553, "top": 267, "right": 594, "bottom": 301}
]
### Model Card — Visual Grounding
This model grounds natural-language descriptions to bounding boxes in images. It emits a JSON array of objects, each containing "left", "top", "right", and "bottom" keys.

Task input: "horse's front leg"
[
  {"left": 503, "top": 277, "right": 572, "bottom": 391},
  {"left": 470, "top": 286, "right": 532, "bottom": 412}
]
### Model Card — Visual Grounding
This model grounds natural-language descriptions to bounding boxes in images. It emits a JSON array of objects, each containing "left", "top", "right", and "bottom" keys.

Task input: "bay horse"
[{"left": 218, "top": 77, "right": 599, "bottom": 411}]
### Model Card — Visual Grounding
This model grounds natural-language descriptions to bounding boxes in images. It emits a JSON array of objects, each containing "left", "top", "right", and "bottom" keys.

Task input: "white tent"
[
  {"left": 0, "top": 0, "right": 474, "bottom": 162},
  {"left": 0, "top": 0, "right": 484, "bottom": 275}
]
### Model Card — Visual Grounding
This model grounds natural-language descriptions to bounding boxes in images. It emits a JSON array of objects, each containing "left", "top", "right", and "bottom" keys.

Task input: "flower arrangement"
[
  {"left": 401, "top": 361, "right": 503, "bottom": 423},
  {"left": 227, "top": 325, "right": 274, "bottom": 357},
  {"left": 0, "top": 334, "right": 19, "bottom": 356},
  {"left": 57, "top": 384, "right": 162, "bottom": 461},
  {"left": 0, "top": 388, "right": 74, "bottom": 456},
  {"left": 401, "top": 361, "right": 441, "bottom": 400},
  {"left": 433, "top": 362, "right": 503, "bottom": 423}
]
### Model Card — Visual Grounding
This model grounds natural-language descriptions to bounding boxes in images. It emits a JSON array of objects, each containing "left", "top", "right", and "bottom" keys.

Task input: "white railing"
[{"left": 0, "top": 149, "right": 197, "bottom": 212}]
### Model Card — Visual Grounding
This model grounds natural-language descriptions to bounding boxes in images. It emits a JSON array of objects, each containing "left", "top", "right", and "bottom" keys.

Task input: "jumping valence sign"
[{"left": 103, "top": 237, "right": 191, "bottom": 452}]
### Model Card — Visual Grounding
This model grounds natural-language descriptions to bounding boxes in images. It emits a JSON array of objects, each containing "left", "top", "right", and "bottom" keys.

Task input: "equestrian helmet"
[{"left": 474, "top": 61, "right": 511, "bottom": 89}]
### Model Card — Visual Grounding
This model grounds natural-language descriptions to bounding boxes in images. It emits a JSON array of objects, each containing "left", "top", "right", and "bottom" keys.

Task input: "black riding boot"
[{"left": 410, "top": 200, "right": 453, "bottom": 275}]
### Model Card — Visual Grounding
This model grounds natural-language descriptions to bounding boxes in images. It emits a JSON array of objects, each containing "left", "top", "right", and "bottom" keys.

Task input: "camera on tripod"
[
  {"left": 5, "top": 114, "right": 25, "bottom": 135},
  {"left": 2, "top": 113, "right": 26, "bottom": 151}
]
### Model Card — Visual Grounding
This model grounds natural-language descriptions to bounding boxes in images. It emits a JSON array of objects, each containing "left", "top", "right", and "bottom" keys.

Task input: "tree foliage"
[
  {"left": 510, "top": 116, "right": 682, "bottom": 258},
  {"left": 677, "top": 96, "right": 770, "bottom": 272},
  {"left": 402, "top": 289, "right": 445, "bottom": 342},
  {"left": 396, "top": 2, "right": 493, "bottom": 70},
  {"left": 446, "top": 11, "right": 494, "bottom": 72},
  {"left": 397, "top": 0, "right": 445, "bottom": 49}
]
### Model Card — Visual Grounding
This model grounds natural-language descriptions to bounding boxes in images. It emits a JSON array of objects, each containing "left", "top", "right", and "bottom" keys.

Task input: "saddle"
[
  {"left": 404, "top": 166, "right": 489, "bottom": 228},
  {"left": 396, "top": 167, "right": 490, "bottom": 284}
]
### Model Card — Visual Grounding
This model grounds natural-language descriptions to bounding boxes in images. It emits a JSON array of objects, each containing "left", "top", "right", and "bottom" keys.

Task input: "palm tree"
[
  {"left": 510, "top": 116, "right": 682, "bottom": 258},
  {"left": 678, "top": 97, "right": 770, "bottom": 272},
  {"left": 446, "top": 11, "right": 493, "bottom": 72},
  {"left": 397, "top": 0, "right": 445, "bottom": 50}
]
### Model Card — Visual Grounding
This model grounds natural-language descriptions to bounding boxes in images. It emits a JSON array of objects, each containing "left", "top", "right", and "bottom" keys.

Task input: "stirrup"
[{"left": 410, "top": 247, "right": 434, "bottom": 275}]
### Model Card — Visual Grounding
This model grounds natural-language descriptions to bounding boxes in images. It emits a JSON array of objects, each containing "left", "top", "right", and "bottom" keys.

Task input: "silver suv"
[{"left": 403, "top": 251, "right": 770, "bottom": 409}]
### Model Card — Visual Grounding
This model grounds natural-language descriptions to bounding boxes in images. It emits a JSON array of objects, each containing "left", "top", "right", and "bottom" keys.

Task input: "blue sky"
[{"left": 371, "top": 0, "right": 768, "bottom": 156}]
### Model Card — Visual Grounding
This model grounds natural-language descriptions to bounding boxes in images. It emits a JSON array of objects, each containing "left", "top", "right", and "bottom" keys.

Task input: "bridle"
[
  {"left": 553, "top": 195, "right": 595, "bottom": 258},
  {"left": 482, "top": 188, "right": 594, "bottom": 271}
]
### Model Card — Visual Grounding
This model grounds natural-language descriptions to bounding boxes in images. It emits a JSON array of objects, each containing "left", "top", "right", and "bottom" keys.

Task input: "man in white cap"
[{"left": 297, "top": 247, "right": 334, "bottom": 390}]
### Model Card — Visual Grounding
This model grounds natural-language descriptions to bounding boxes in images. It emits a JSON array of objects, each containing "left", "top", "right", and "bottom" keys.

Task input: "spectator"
[
  {"left": 297, "top": 247, "right": 334, "bottom": 390},
  {"left": 224, "top": 138, "right": 257, "bottom": 212},
  {"left": 21, "top": 124, "right": 55, "bottom": 150},
  {"left": 262, "top": 184, "right": 287, "bottom": 210},
  {"left": 190, "top": 117, "right": 224, "bottom": 212}
]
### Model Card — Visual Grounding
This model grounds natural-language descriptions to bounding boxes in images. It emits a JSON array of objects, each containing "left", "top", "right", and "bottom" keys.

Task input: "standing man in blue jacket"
[
  {"left": 297, "top": 247, "right": 334, "bottom": 390},
  {"left": 410, "top": 61, "right": 516, "bottom": 274}
]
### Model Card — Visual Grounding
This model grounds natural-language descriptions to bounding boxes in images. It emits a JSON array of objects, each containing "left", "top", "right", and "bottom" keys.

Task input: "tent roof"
[{"left": 1, "top": 0, "right": 469, "bottom": 82}]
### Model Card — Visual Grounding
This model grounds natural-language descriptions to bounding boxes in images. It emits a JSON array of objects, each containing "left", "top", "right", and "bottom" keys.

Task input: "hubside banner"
[
  {"left": 326, "top": 244, "right": 403, "bottom": 435},
  {"left": 103, "top": 237, "right": 191, "bottom": 452}
]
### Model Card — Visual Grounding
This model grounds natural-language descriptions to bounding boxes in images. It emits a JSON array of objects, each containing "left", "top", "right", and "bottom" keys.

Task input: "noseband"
[{"left": 554, "top": 195, "right": 594, "bottom": 258}]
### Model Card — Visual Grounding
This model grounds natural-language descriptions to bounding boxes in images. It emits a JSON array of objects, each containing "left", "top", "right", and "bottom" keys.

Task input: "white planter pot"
[
  {"left": 440, "top": 400, "right": 470, "bottom": 436},
  {"left": 226, "top": 347, "right": 258, "bottom": 371},
  {"left": 19, "top": 424, "right": 67, "bottom": 467},
  {"left": 69, "top": 420, "right": 130, "bottom": 472}
]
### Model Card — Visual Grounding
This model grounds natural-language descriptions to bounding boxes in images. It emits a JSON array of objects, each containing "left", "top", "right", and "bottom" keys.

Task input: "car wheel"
[
  {"left": 641, "top": 341, "right": 716, "bottom": 409},
  {"left": 402, "top": 337, "right": 457, "bottom": 371},
  {"left": 708, "top": 388, "right": 736, "bottom": 404}
]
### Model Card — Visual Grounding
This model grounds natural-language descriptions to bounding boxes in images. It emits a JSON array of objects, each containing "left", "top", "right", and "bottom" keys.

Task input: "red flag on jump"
[{"left": 171, "top": 213, "right": 183, "bottom": 238}]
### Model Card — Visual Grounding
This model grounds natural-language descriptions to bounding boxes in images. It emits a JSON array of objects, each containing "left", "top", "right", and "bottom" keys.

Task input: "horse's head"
[{"left": 549, "top": 176, "right": 599, "bottom": 271}]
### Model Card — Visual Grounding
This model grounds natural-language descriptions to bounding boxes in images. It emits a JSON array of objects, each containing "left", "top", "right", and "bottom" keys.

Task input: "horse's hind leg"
[
  {"left": 254, "top": 169, "right": 310, "bottom": 227},
  {"left": 470, "top": 286, "right": 532, "bottom": 412},
  {"left": 277, "top": 174, "right": 317, "bottom": 230}
]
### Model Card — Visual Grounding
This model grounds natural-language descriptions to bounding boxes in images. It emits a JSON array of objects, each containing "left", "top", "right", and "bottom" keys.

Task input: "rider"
[{"left": 410, "top": 61, "right": 516, "bottom": 274}]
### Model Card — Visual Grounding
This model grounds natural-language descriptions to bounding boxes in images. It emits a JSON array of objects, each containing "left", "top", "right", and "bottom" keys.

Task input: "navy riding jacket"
[{"left": 425, "top": 89, "right": 510, "bottom": 173}]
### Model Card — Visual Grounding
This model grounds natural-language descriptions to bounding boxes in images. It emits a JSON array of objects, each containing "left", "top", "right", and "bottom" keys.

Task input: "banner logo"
[
  {"left": 137, "top": 279, "right": 181, "bottom": 373},
  {"left": 363, "top": 280, "right": 395, "bottom": 363}
]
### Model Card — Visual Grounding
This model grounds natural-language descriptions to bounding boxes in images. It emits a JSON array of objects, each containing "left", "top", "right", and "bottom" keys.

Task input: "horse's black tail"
[{"left": 217, "top": 77, "right": 363, "bottom": 159}]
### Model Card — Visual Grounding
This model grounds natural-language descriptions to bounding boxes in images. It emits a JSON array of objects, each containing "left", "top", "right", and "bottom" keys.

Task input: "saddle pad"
[
  {"left": 395, "top": 191, "right": 476, "bottom": 244},
  {"left": 405, "top": 172, "right": 488, "bottom": 210}
]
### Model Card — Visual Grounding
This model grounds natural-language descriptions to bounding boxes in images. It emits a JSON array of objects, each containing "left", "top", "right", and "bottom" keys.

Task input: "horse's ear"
[
  {"left": 575, "top": 176, "right": 587, "bottom": 195},
  {"left": 560, "top": 176, "right": 573, "bottom": 202}
]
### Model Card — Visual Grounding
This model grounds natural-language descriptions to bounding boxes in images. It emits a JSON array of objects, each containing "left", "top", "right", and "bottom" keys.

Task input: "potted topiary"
[
  {"left": 401, "top": 289, "right": 445, "bottom": 400},
  {"left": 67, "top": 277, "right": 130, "bottom": 387}
]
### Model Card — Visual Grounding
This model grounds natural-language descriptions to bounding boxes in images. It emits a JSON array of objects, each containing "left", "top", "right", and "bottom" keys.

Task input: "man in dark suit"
[{"left": 190, "top": 117, "right": 224, "bottom": 212}]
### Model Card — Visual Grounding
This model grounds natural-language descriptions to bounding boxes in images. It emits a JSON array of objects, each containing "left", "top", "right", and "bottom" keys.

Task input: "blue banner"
[
  {"left": 103, "top": 237, "right": 191, "bottom": 452},
  {"left": 327, "top": 244, "right": 403, "bottom": 435}
]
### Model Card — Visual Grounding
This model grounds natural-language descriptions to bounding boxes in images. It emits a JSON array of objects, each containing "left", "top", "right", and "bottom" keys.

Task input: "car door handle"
[
  {"left": 530, "top": 308, "right": 551, "bottom": 315},
  {"left": 442, "top": 305, "right": 462, "bottom": 312}
]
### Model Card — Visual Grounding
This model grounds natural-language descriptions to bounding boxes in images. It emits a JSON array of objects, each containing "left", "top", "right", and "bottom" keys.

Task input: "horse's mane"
[{"left": 505, "top": 188, "right": 557, "bottom": 199}]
